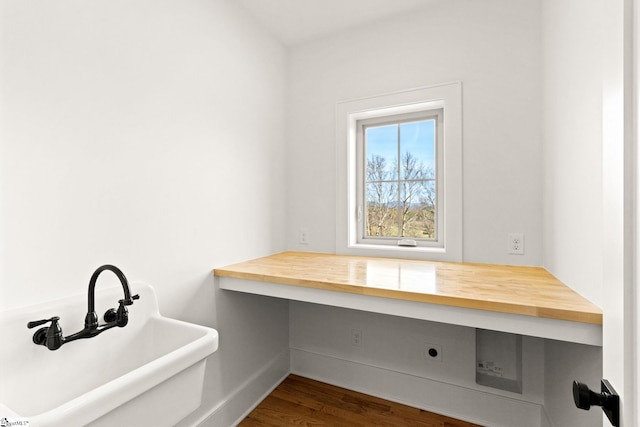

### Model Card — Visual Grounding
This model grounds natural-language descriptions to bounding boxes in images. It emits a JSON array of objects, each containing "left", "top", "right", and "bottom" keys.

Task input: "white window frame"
[{"left": 336, "top": 82, "right": 462, "bottom": 261}]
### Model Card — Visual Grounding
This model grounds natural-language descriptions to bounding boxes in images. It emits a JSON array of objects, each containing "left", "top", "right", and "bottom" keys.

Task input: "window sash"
[{"left": 356, "top": 109, "right": 444, "bottom": 248}]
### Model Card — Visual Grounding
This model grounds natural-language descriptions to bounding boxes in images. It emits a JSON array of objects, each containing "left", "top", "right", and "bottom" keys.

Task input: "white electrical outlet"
[
  {"left": 425, "top": 342, "right": 442, "bottom": 361},
  {"left": 299, "top": 227, "right": 309, "bottom": 245},
  {"left": 351, "top": 329, "right": 362, "bottom": 347},
  {"left": 508, "top": 233, "right": 524, "bottom": 255}
]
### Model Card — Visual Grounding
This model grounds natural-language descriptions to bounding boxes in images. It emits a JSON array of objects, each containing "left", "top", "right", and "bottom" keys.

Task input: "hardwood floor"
[{"left": 239, "top": 375, "right": 483, "bottom": 427}]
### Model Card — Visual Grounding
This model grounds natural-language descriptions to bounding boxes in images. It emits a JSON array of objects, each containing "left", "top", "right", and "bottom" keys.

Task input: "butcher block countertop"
[{"left": 214, "top": 251, "right": 602, "bottom": 325}]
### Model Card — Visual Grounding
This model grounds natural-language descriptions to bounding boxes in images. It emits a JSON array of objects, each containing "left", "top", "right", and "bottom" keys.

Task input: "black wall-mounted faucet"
[{"left": 27, "top": 265, "right": 140, "bottom": 351}]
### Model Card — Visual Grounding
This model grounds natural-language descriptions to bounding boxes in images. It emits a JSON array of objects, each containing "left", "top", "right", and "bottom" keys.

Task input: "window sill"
[{"left": 343, "top": 242, "right": 446, "bottom": 261}]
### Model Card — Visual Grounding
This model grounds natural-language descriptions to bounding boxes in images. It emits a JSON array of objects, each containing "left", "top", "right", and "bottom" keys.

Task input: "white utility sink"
[{"left": 0, "top": 282, "right": 219, "bottom": 426}]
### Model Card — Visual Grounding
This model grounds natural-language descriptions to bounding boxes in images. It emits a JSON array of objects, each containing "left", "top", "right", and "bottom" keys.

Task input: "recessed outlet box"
[
  {"left": 425, "top": 342, "right": 442, "bottom": 361},
  {"left": 476, "top": 329, "right": 523, "bottom": 394}
]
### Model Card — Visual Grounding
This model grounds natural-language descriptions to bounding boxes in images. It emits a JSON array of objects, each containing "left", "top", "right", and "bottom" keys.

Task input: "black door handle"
[{"left": 573, "top": 379, "right": 619, "bottom": 426}]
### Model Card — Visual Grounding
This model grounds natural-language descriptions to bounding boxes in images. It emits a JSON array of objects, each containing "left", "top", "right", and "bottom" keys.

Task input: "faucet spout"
[{"left": 85, "top": 264, "right": 138, "bottom": 330}]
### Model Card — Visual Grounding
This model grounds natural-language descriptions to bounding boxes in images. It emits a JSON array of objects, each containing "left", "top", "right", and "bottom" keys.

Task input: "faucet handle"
[
  {"left": 122, "top": 294, "right": 140, "bottom": 306},
  {"left": 104, "top": 295, "right": 140, "bottom": 324},
  {"left": 27, "top": 316, "right": 60, "bottom": 329},
  {"left": 27, "top": 316, "right": 64, "bottom": 350}
]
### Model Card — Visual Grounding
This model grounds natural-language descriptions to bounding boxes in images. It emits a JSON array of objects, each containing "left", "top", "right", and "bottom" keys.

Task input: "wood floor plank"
[
  {"left": 270, "top": 387, "right": 371, "bottom": 426},
  {"left": 285, "top": 375, "right": 449, "bottom": 427},
  {"left": 238, "top": 375, "right": 483, "bottom": 427}
]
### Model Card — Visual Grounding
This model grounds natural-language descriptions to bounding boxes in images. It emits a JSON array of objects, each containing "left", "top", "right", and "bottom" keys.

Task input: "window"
[
  {"left": 357, "top": 109, "right": 443, "bottom": 247},
  {"left": 336, "top": 82, "right": 462, "bottom": 261}
]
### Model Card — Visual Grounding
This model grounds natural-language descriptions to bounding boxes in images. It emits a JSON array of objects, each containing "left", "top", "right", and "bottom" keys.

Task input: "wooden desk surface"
[{"left": 214, "top": 251, "right": 602, "bottom": 325}]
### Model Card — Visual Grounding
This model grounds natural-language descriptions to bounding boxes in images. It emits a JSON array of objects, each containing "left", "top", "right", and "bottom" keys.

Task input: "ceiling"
[{"left": 236, "top": 0, "right": 438, "bottom": 46}]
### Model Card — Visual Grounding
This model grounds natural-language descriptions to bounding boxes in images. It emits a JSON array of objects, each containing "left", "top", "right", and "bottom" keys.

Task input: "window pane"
[
  {"left": 400, "top": 120, "right": 435, "bottom": 180},
  {"left": 366, "top": 124, "right": 398, "bottom": 180},
  {"left": 395, "top": 180, "right": 436, "bottom": 239},
  {"left": 417, "top": 180, "right": 436, "bottom": 239},
  {"left": 365, "top": 182, "right": 397, "bottom": 237},
  {"left": 398, "top": 177, "right": 424, "bottom": 238},
  {"left": 360, "top": 114, "right": 441, "bottom": 244}
]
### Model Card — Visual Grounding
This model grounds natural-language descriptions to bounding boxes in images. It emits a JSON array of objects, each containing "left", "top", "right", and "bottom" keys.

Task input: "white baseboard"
[
  {"left": 194, "top": 350, "right": 290, "bottom": 427},
  {"left": 290, "top": 348, "right": 543, "bottom": 427}
]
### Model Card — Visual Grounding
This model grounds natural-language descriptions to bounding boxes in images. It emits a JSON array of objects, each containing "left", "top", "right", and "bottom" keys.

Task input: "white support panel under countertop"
[{"left": 218, "top": 277, "right": 602, "bottom": 347}]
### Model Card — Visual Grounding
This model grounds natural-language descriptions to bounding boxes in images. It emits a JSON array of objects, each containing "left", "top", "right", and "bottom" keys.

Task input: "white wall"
[
  {"left": 290, "top": 302, "right": 546, "bottom": 427},
  {"left": 0, "top": 0, "right": 289, "bottom": 424},
  {"left": 285, "top": 1, "right": 611, "bottom": 425},
  {"left": 286, "top": 0, "right": 543, "bottom": 266},
  {"left": 286, "top": 1, "right": 550, "bottom": 425},
  {"left": 541, "top": 0, "right": 603, "bottom": 306}
]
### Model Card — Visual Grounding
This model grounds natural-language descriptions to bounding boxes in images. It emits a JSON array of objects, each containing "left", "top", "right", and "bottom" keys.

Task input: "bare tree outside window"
[{"left": 365, "top": 154, "right": 396, "bottom": 237}]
